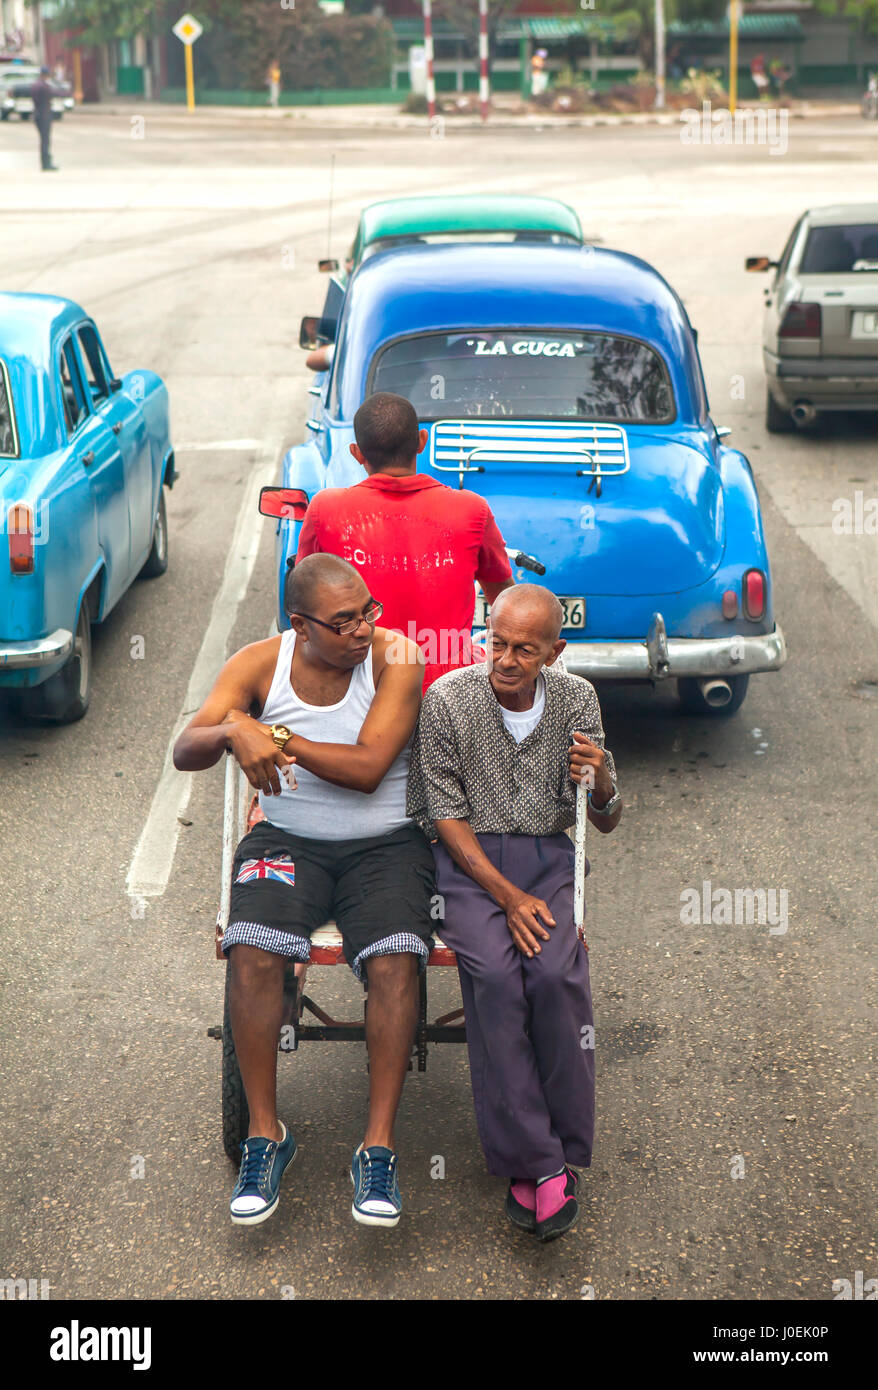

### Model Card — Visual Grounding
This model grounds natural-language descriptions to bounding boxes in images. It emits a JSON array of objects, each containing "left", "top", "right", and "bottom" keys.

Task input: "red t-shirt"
[{"left": 296, "top": 473, "right": 511, "bottom": 689}]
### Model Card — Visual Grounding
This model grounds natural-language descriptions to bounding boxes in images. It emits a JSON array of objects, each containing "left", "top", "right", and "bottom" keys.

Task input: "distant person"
[
  {"left": 750, "top": 53, "right": 770, "bottom": 100},
  {"left": 30, "top": 66, "right": 57, "bottom": 172},
  {"left": 768, "top": 58, "right": 791, "bottom": 99},
  {"left": 267, "top": 58, "right": 281, "bottom": 108},
  {"left": 296, "top": 392, "right": 514, "bottom": 690},
  {"left": 530, "top": 49, "right": 548, "bottom": 98}
]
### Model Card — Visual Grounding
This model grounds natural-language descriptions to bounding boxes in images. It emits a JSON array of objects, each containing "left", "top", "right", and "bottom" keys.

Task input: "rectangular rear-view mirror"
[
  {"left": 259, "top": 486, "right": 309, "bottom": 521},
  {"left": 745, "top": 256, "right": 775, "bottom": 272},
  {"left": 299, "top": 315, "right": 337, "bottom": 350},
  {"left": 318, "top": 258, "right": 339, "bottom": 272}
]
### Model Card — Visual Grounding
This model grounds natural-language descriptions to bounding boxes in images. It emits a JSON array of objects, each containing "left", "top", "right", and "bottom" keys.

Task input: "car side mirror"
[
  {"left": 299, "top": 315, "right": 336, "bottom": 350},
  {"left": 745, "top": 256, "right": 776, "bottom": 273},
  {"left": 259, "top": 485, "right": 309, "bottom": 520},
  {"left": 318, "top": 258, "right": 339, "bottom": 273}
]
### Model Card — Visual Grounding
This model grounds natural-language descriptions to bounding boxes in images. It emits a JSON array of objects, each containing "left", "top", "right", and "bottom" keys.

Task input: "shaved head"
[
  {"left": 353, "top": 392, "right": 420, "bottom": 472},
  {"left": 284, "top": 552, "right": 364, "bottom": 616},
  {"left": 489, "top": 584, "right": 564, "bottom": 643}
]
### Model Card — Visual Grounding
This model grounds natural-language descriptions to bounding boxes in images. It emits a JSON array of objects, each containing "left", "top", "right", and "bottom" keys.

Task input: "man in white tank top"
[{"left": 175, "top": 555, "right": 436, "bottom": 1229}]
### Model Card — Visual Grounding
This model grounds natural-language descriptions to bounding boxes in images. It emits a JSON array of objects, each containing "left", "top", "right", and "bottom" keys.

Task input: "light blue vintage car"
[
  {"left": 0, "top": 293, "right": 175, "bottom": 721},
  {"left": 267, "top": 242, "right": 786, "bottom": 717}
]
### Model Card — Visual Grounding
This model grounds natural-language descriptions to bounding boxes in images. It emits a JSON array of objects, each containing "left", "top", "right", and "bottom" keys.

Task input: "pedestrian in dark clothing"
[{"left": 31, "top": 66, "right": 57, "bottom": 171}]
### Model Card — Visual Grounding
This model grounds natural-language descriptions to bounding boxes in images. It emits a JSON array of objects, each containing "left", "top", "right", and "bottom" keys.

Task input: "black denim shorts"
[{"left": 222, "top": 819, "right": 437, "bottom": 981}]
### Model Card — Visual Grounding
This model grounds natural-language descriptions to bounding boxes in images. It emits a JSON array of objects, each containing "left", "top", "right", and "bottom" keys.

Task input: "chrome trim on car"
[
  {"left": 0, "top": 358, "right": 20, "bottom": 458},
  {"left": 560, "top": 626, "right": 787, "bottom": 680},
  {"left": 0, "top": 628, "right": 74, "bottom": 669}
]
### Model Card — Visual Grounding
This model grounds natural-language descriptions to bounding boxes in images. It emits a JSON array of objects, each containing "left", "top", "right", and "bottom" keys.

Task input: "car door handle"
[
  {"left": 81, "top": 450, "right": 95, "bottom": 465},
  {"left": 111, "top": 422, "right": 122, "bottom": 434}
]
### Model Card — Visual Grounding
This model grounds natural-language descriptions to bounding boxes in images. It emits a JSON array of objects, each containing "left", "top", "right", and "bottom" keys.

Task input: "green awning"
[
  {"left": 668, "top": 16, "right": 805, "bottom": 40},
  {"left": 391, "top": 15, "right": 631, "bottom": 45}
]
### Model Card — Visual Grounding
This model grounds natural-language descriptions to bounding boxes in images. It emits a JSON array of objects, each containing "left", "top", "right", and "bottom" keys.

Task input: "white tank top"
[{"left": 257, "top": 628, "right": 412, "bottom": 841}]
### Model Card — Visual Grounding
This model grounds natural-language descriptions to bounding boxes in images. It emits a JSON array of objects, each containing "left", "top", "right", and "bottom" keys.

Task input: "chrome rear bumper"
[
  {"left": 0, "top": 628, "right": 73, "bottom": 669},
  {"left": 561, "top": 622, "right": 787, "bottom": 681}
]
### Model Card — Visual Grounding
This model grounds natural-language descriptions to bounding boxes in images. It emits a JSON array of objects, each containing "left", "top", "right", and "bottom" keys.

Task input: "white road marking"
[
  {"left": 126, "top": 458, "right": 277, "bottom": 898},
  {"left": 176, "top": 438, "right": 266, "bottom": 451}
]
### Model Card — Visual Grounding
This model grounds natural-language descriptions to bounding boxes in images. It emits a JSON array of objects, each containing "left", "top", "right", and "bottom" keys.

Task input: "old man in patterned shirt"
[{"left": 407, "top": 584, "right": 621, "bottom": 1241}]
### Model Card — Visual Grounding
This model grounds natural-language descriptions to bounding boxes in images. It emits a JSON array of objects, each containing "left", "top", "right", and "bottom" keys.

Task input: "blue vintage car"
[
  {"left": 0, "top": 293, "right": 175, "bottom": 721},
  {"left": 268, "top": 243, "right": 786, "bottom": 716}
]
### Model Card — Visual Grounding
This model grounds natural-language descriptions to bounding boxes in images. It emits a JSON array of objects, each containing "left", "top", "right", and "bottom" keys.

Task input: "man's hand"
[
  {"left": 569, "top": 730, "right": 613, "bottom": 803},
  {"left": 501, "top": 886, "right": 556, "bottom": 958},
  {"left": 225, "top": 712, "right": 296, "bottom": 797}
]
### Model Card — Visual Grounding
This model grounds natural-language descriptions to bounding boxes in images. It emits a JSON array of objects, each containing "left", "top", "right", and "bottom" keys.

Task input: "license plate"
[
  {"left": 851, "top": 311, "right": 878, "bottom": 339},
  {"left": 474, "top": 594, "right": 586, "bottom": 629}
]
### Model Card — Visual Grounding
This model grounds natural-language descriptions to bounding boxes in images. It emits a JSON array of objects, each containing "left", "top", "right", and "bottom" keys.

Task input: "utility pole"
[{"left": 655, "top": 0, "right": 666, "bottom": 110}]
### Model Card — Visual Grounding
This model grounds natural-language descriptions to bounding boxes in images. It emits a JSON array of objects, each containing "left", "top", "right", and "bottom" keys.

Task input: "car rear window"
[
  {"left": 368, "top": 330, "right": 674, "bottom": 423},
  {"left": 0, "top": 360, "right": 18, "bottom": 457},
  {"left": 801, "top": 224, "right": 878, "bottom": 273},
  {"left": 363, "top": 231, "right": 579, "bottom": 261}
]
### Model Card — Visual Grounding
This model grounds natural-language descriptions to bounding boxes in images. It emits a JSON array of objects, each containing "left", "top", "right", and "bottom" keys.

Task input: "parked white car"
[
  {"left": 0, "top": 65, "right": 73, "bottom": 120},
  {"left": 747, "top": 203, "right": 878, "bottom": 432}
]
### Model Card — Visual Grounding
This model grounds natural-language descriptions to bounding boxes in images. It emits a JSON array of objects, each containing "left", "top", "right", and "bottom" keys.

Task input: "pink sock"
[{"left": 510, "top": 1179, "right": 536, "bottom": 1211}]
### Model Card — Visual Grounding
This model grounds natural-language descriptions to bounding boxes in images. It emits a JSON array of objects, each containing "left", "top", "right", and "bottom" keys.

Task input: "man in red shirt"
[{"left": 296, "top": 393, "right": 514, "bottom": 689}]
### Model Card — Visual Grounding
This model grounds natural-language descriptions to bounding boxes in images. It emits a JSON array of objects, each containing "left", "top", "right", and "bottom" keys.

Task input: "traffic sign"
[{"left": 173, "top": 13, "right": 203, "bottom": 46}]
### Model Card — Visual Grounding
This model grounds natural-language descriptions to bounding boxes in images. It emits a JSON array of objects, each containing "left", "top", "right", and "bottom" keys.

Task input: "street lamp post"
[
  {"left": 655, "top": 0, "right": 666, "bottom": 111},
  {"left": 729, "top": 0, "right": 739, "bottom": 114}
]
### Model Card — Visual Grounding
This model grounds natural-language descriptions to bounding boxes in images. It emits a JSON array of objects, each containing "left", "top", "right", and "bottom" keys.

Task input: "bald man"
[
  {"left": 175, "top": 555, "right": 436, "bottom": 1229},
  {"left": 407, "top": 585, "right": 622, "bottom": 1241}
]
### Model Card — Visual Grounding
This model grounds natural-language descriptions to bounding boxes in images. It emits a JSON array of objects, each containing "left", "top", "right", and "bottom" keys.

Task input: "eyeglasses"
[{"left": 294, "top": 600, "right": 383, "bottom": 637}]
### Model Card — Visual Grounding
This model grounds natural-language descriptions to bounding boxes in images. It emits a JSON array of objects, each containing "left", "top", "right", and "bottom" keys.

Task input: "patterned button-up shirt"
[{"left": 407, "top": 661, "right": 618, "bottom": 839}]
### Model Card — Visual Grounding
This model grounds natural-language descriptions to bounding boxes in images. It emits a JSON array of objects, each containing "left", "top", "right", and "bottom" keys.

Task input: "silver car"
[
  {"left": 0, "top": 65, "right": 73, "bottom": 120},
  {"left": 747, "top": 203, "right": 878, "bottom": 431}
]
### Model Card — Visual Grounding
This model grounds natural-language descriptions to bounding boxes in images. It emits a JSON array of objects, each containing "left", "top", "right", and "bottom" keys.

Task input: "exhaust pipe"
[
  {"left": 791, "top": 401, "right": 817, "bottom": 426},
  {"left": 698, "top": 678, "right": 732, "bottom": 708}
]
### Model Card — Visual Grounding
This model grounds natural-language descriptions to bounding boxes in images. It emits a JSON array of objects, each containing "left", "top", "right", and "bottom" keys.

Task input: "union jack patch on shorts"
[{"left": 235, "top": 856, "right": 296, "bottom": 888}]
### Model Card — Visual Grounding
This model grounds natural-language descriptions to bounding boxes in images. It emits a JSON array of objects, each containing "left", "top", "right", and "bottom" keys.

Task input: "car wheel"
[
  {"left": 765, "top": 388, "right": 793, "bottom": 434},
  {"left": 678, "top": 674, "right": 749, "bottom": 717},
  {"left": 19, "top": 599, "right": 92, "bottom": 723},
  {"left": 139, "top": 488, "right": 168, "bottom": 578}
]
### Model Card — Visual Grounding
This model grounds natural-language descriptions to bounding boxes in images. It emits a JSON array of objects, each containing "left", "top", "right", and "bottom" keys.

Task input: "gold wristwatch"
[{"left": 270, "top": 724, "right": 293, "bottom": 752}]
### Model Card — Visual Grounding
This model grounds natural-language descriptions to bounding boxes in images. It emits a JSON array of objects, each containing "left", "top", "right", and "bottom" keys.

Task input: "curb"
[{"left": 79, "top": 101, "right": 862, "bottom": 131}]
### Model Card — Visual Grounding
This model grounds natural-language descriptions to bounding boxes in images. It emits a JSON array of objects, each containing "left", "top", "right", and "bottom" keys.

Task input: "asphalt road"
[{"left": 0, "top": 108, "right": 875, "bottom": 1302}]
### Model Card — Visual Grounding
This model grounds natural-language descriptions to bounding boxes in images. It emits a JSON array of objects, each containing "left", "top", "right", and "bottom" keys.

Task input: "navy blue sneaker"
[
  {"left": 350, "top": 1144, "right": 401, "bottom": 1227},
  {"left": 230, "top": 1122, "right": 297, "bottom": 1226}
]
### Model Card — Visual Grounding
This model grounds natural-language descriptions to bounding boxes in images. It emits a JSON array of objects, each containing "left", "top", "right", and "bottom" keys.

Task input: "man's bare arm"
[
  {"left": 287, "top": 636, "right": 423, "bottom": 794},
  {"left": 172, "top": 642, "right": 294, "bottom": 796},
  {"left": 481, "top": 577, "right": 516, "bottom": 606}
]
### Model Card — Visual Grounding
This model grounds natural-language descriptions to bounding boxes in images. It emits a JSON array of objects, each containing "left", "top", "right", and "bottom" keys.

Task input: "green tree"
[
  {"left": 39, "top": 0, "right": 169, "bottom": 44},
  {"left": 814, "top": 0, "right": 878, "bottom": 37}
]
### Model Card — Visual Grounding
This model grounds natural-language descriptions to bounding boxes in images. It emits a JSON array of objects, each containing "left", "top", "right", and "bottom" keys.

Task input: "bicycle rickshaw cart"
[{"left": 208, "top": 755, "right": 467, "bottom": 1163}]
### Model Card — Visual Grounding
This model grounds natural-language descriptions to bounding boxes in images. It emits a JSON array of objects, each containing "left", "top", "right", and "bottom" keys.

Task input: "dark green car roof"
[{"left": 356, "top": 195, "right": 583, "bottom": 254}]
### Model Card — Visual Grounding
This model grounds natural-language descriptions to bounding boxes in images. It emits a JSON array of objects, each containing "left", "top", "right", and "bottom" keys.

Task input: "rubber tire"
[
  {"left": 19, "top": 599, "right": 92, "bottom": 723},
  {"left": 139, "top": 488, "right": 168, "bottom": 578},
  {"left": 765, "top": 388, "right": 793, "bottom": 434},
  {"left": 222, "top": 963, "right": 249, "bottom": 1163},
  {"left": 678, "top": 674, "right": 749, "bottom": 717}
]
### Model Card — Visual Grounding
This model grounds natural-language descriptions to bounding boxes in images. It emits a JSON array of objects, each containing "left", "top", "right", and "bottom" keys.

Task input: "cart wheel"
[{"left": 222, "top": 962, "right": 249, "bottom": 1163}]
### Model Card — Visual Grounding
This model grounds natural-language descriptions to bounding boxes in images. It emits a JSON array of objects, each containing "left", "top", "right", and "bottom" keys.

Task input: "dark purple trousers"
[{"left": 433, "top": 833, "right": 594, "bottom": 1179}]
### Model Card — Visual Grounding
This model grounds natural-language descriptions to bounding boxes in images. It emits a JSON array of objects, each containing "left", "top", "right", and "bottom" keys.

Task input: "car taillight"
[
  {"left": 8, "top": 502, "right": 34, "bottom": 575},
  {"left": 743, "top": 569, "right": 766, "bottom": 620},
  {"left": 779, "top": 302, "right": 821, "bottom": 339},
  {"left": 258, "top": 486, "right": 309, "bottom": 521}
]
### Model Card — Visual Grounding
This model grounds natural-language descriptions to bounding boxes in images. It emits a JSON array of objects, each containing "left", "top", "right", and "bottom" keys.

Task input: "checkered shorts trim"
[
  {"left": 350, "top": 932, "right": 430, "bottom": 984},
  {"left": 221, "top": 921, "right": 311, "bottom": 962}
]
